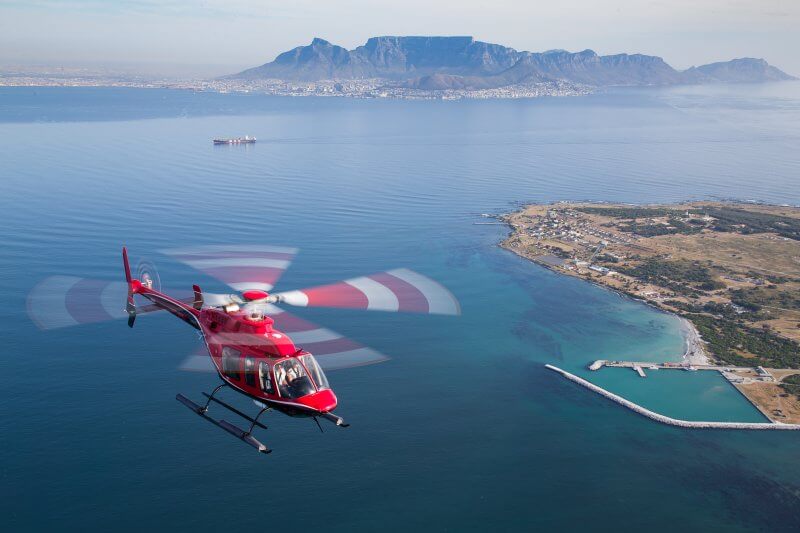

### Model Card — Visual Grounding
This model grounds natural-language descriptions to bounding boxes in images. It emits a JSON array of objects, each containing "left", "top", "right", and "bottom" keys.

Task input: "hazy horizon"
[{"left": 1, "top": 1, "right": 798, "bottom": 79}]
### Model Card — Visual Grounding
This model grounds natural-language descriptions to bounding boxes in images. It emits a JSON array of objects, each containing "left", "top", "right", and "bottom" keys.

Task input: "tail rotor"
[{"left": 123, "top": 249, "right": 162, "bottom": 328}]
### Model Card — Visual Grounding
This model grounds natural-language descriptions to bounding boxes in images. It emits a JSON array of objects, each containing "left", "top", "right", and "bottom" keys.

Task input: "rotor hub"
[{"left": 241, "top": 289, "right": 270, "bottom": 301}]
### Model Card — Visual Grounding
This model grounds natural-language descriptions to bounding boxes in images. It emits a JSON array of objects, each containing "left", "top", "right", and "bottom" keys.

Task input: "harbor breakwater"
[{"left": 545, "top": 364, "right": 800, "bottom": 431}]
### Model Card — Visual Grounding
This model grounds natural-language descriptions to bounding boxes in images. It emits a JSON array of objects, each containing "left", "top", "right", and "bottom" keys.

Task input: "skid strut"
[{"left": 177, "top": 386, "right": 272, "bottom": 454}]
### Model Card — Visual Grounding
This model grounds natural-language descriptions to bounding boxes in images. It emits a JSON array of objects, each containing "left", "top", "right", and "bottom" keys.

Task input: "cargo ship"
[{"left": 213, "top": 136, "right": 256, "bottom": 145}]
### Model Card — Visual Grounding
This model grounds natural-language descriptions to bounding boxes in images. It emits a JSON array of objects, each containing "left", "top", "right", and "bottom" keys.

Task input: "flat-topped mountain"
[
  {"left": 229, "top": 36, "right": 795, "bottom": 90},
  {"left": 233, "top": 36, "right": 521, "bottom": 81}
]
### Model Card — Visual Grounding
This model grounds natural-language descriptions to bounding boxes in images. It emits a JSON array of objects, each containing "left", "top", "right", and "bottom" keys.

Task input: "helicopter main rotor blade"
[
  {"left": 160, "top": 245, "right": 297, "bottom": 292},
  {"left": 273, "top": 269, "right": 460, "bottom": 315},
  {"left": 27, "top": 276, "right": 186, "bottom": 330},
  {"left": 179, "top": 304, "right": 388, "bottom": 372}
]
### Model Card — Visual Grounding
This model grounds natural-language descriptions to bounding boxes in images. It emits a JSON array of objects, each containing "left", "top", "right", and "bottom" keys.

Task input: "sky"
[{"left": 0, "top": 0, "right": 798, "bottom": 78}]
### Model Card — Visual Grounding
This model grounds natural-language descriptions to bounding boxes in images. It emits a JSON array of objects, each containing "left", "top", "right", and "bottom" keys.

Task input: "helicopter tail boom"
[{"left": 122, "top": 247, "right": 200, "bottom": 329}]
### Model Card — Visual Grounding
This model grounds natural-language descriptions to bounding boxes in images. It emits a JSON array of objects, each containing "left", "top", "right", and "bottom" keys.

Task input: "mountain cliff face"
[
  {"left": 503, "top": 50, "right": 683, "bottom": 86},
  {"left": 235, "top": 38, "right": 373, "bottom": 81},
  {"left": 229, "top": 36, "right": 796, "bottom": 89},
  {"left": 355, "top": 36, "right": 522, "bottom": 77},
  {"left": 235, "top": 36, "right": 522, "bottom": 81}
]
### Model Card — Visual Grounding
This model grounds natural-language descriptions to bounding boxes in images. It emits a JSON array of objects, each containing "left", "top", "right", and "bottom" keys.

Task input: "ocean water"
[{"left": 2, "top": 83, "right": 800, "bottom": 531}]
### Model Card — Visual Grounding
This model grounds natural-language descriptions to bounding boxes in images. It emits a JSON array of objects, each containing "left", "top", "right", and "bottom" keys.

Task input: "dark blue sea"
[{"left": 2, "top": 83, "right": 800, "bottom": 531}]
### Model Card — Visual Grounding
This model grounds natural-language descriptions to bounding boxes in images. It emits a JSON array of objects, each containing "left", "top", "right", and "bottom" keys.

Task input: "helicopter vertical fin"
[
  {"left": 192, "top": 284, "right": 204, "bottom": 310},
  {"left": 123, "top": 246, "right": 133, "bottom": 284},
  {"left": 123, "top": 247, "right": 136, "bottom": 327}
]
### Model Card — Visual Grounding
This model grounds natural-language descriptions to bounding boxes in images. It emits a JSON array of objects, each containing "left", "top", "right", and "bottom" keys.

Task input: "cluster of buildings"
[
  {"left": 531, "top": 208, "right": 635, "bottom": 247},
  {"left": 186, "top": 78, "right": 592, "bottom": 100},
  {"left": 1, "top": 71, "right": 592, "bottom": 100},
  {"left": 519, "top": 208, "right": 635, "bottom": 277}
]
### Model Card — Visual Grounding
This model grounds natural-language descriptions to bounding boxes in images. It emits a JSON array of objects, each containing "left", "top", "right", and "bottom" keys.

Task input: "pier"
[
  {"left": 545, "top": 364, "right": 800, "bottom": 430},
  {"left": 588, "top": 360, "right": 773, "bottom": 381}
]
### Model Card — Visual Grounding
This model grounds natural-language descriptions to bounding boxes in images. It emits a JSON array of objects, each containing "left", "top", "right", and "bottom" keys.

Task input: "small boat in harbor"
[{"left": 213, "top": 136, "right": 256, "bottom": 145}]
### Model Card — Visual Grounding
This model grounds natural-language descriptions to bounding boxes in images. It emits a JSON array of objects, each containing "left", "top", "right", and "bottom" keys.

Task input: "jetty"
[
  {"left": 545, "top": 364, "right": 800, "bottom": 430},
  {"left": 589, "top": 359, "right": 774, "bottom": 382}
]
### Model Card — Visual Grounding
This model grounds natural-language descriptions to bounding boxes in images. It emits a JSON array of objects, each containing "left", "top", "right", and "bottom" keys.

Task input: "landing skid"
[
  {"left": 320, "top": 412, "right": 350, "bottom": 427},
  {"left": 176, "top": 384, "right": 272, "bottom": 454}
]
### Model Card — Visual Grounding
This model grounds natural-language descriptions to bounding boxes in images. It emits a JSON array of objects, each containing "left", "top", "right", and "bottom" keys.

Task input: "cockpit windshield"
[
  {"left": 273, "top": 354, "right": 330, "bottom": 399},
  {"left": 299, "top": 354, "right": 330, "bottom": 390},
  {"left": 274, "top": 359, "right": 316, "bottom": 399}
]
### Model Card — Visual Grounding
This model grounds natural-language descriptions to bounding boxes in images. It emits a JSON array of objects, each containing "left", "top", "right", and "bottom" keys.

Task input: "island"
[{"left": 499, "top": 201, "right": 800, "bottom": 423}]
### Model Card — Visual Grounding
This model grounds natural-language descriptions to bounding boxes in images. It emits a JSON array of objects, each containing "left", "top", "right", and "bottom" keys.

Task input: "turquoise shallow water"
[{"left": 1, "top": 84, "right": 799, "bottom": 531}]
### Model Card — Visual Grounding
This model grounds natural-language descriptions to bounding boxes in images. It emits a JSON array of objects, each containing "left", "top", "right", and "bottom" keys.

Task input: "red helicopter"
[{"left": 28, "top": 245, "right": 459, "bottom": 453}]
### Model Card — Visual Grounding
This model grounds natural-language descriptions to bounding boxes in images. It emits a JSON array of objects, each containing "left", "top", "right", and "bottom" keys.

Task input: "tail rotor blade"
[
  {"left": 27, "top": 276, "right": 189, "bottom": 330},
  {"left": 28, "top": 276, "right": 129, "bottom": 329}
]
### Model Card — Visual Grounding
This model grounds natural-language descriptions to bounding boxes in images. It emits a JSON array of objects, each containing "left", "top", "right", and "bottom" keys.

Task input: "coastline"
[
  {"left": 498, "top": 228, "right": 705, "bottom": 364},
  {"left": 0, "top": 77, "right": 592, "bottom": 100},
  {"left": 496, "top": 200, "right": 800, "bottom": 424},
  {"left": 679, "top": 316, "right": 710, "bottom": 366}
]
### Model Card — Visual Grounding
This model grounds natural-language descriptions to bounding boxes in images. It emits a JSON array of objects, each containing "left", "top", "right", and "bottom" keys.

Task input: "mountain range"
[{"left": 229, "top": 36, "right": 795, "bottom": 90}]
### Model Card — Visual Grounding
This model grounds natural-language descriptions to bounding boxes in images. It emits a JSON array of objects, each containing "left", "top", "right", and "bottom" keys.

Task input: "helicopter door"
[
  {"left": 244, "top": 357, "right": 256, "bottom": 387},
  {"left": 221, "top": 347, "right": 241, "bottom": 381},
  {"left": 259, "top": 361, "right": 274, "bottom": 394}
]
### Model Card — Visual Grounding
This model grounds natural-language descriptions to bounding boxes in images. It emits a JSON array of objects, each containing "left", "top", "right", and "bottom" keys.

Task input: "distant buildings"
[{"left": 0, "top": 74, "right": 593, "bottom": 100}]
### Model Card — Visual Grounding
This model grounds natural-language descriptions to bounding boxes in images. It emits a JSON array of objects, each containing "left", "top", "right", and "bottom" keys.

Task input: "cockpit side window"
[
  {"left": 221, "top": 347, "right": 241, "bottom": 381},
  {"left": 259, "top": 361, "right": 274, "bottom": 394}
]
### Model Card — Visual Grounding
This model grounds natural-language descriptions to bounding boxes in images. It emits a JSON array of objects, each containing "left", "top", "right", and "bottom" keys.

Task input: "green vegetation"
[
  {"left": 664, "top": 300, "right": 764, "bottom": 321},
  {"left": 730, "top": 287, "right": 800, "bottom": 312},
  {"left": 746, "top": 271, "right": 791, "bottom": 284},
  {"left": 580, "top": 204, "right": 800, "bottom": 240},
  {"left": 780, "top": 373, "right": 800, "bottom": 398},
  {"left": 577, "top": 206, "right": 677, "bottom": 218},
  {"left": 614, "top": 218, "right": 701, "bottom": 237},
  {"left": 596, "top": 253, "right": 619, "bottom": 264},
  {"left": 578, "top": 206, "right": 705, "bottom": 237},
  {"left": 688, "top": 314, "right": 800, "bottom": 368},
  {"left": 784, "top": 374, "right": 800, "bottom": 385},
  {"left": 616, "top": 258, "right": 725, "bottom": 296},
  {"left": 691, "top": 206, "right": 800, "bottom": 241}
]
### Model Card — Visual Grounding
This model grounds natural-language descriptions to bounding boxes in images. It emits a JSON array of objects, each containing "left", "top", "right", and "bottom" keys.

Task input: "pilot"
[
  {"left": 277, "top": 366, "right": 294, "bottom": 397},
  {"left": 287, "top": 365, "right": 307, "bottom": 397}
]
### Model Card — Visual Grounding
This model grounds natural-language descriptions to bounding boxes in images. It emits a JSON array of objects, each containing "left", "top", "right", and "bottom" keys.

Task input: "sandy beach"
[{"left": 679, "top": 317, "right": 711, "bottom": 366}]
